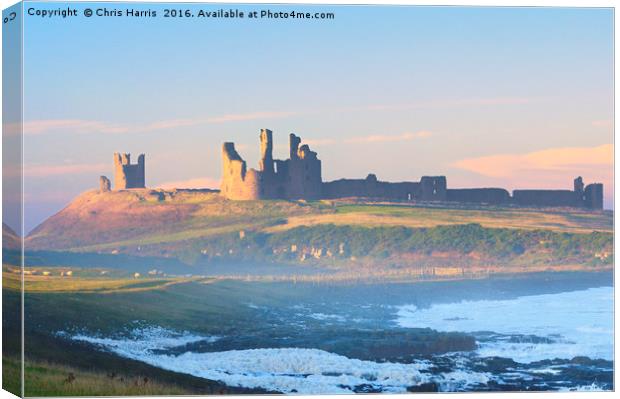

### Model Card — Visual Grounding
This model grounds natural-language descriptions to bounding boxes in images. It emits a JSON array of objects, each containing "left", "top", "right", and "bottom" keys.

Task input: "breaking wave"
[{"left": 395, "top": 286, "right": 613, "bottom": 363}]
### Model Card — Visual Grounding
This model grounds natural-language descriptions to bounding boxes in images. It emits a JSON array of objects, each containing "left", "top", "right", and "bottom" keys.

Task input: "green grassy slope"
[{"left": 24, "top": 190, "right": 613, "bottom": 270}]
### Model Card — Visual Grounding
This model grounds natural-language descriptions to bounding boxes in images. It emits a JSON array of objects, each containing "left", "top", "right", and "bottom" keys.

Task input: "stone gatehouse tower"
[{"left": 113, "top": 153, "right": 145, "bottom": 189}]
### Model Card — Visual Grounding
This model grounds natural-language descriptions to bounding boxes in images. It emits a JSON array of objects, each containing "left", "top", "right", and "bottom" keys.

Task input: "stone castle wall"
[
  {"left": 219, "top": 130, "right": 604, "bottom": 209},
  {"left": 322, "top": 174, "right": 449, "bottom": 202},
  {"left": 512, "top": 189, "right": 584, "bottom": 208},
  {"left": 446, "top": 188, "right": 511, "bottom": 205}
]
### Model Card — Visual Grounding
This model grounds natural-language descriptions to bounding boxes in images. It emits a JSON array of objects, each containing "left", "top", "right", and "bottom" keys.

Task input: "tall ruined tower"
[
  {"left": 584, "top": 183, "right": 604, "bottom": 210},
  {"left": 419, "top": 176, "right": 447, "bottom": 201},
  {"left": 286, "top": 133, "right": 322, "bottom": 199},
  {"left": 113, "top": 153, "right": 145, "bottom": 190},
  {"left": 259, "top": 129, "right": 274, "bottom": 175}
]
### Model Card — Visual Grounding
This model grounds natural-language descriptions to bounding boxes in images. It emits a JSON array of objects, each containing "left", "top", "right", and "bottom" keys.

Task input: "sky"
[{"left": 9, "top": 2, "right": 615, "bottom": 233}]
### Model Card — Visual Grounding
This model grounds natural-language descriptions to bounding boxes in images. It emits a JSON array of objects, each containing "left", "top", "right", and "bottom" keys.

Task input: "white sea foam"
[
  {"left": 70, "top": 326, "right": 219, "bottom": 357},
  {"left": 395, "top": 287, "right": 613, "bottom": 363},
  {"left": 67, "top": 327, "right": 495, "bottom": 393}
]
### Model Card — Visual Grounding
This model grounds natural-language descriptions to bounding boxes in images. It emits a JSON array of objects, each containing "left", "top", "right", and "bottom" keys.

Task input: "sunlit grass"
[
  {"left": 264, "top": 203, "right": 612, "bottom": 234},
  {"left": 2, "top": 270, "right": 202, "bottom": 293}
]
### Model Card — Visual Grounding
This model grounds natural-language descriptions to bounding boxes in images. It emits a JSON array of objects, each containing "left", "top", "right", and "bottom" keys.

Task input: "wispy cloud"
[
  {"left": 344, "top": 130, "right": 433, "bottom": 144},
  {"left": 4, "top": 120, "right": 129, "bottom": 136},
  {"left": 12, "top": 111, "right": 298, "bottom": 136},
  {"left": 10, "top": 95, "right": 540, "bottom": 137},
  {"left": 158, "top": 177, "right": 221, "bottom": 190},
  {"left": 5, "top": 162, "right": 109, "bottom": 178},
  {"left": 22, "top": 163, "right": 109, "bottom": 178}
]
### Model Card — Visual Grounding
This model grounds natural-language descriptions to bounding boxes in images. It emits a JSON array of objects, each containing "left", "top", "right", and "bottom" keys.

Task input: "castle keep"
[
  {"left": 98, "top": 129, "right": 604, "bottom": 210},
  {"left": 221, "top": 129, "right": 322, "bottom": 200},
  {"left": 220, "top": 129, "right": 604, "bottom": 209}
]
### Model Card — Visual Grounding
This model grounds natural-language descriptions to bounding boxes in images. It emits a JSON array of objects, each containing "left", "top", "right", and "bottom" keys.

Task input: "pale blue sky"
[{"left": 15, "top": 2, "right": 614, "bottom": 232}]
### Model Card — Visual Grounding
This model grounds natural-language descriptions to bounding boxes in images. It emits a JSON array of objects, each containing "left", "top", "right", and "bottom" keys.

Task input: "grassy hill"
[{"left": 24, "top": 189, "right": 613, "bottom": 272}]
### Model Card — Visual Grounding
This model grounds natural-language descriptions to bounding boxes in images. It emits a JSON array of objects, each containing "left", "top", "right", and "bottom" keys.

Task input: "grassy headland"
[{"left": 21, "top": 190, "right": 613, "bottom": 275}]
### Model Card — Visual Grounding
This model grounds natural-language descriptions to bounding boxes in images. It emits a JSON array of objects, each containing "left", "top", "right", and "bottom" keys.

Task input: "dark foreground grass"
[
  {"left": 3, "top": 356, "right": 21, "bottom": 396},
  {"left": 4, "top": 357, "right": 193, "bottom": 396}
]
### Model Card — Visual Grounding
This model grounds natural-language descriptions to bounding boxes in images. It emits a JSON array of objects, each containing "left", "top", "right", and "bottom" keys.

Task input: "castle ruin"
[
  {"left": 96, "top": 130, "right": 604, "bottom": 210},
  {"left": 113, "top": 152, "right": 145, "bottom": 190},
  {"left": 221, "top": 129, "right": 321, "bottom": 200},
  {"left": 220, "top": 129, "right": 604, "bottom": 209}
]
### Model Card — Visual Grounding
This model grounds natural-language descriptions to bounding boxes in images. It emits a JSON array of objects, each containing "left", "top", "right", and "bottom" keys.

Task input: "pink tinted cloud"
[
  {"left": 452, "top": 144, "right": 612, "bottom": 178},
  {"left": 451, "top": 144, "right": 613, "bottom": 203}
]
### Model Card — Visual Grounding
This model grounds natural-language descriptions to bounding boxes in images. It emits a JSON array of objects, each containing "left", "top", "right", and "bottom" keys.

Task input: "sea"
[{"left": 62, "top": 281, "right": 614, "bottom": 393}]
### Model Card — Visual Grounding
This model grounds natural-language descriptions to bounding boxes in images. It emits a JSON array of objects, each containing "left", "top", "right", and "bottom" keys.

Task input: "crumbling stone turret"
[
  {"left": 574, "top": 176, "right": 584, "bottom": 194},
  {"left": 220, "top": 142, "right": 261, "bottom": 200},
  {"left": 99, "top": 176, "right": 111, "bottom": 193}
]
